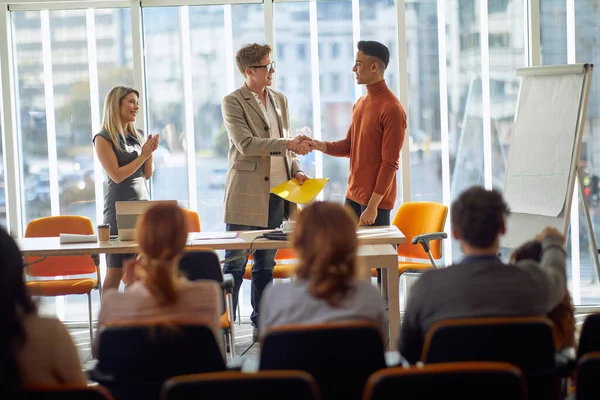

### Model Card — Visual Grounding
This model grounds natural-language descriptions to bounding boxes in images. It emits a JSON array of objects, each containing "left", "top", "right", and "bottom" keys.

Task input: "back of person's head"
[
  {"left": 136, "top": 204, "right": 188, "bottom": 306},
  {"left": 0, "top": 228, "right": 37, "bottom": 395},
  {"left": 511, "top": 239, "right": 576, "bottom": 350},
  {"left": 293, "top": 201, "right": 358, "bottom": 307},
  {"left": 510, "top": 240, "right": 542, "bottom": 264},
  {"left": 451, "top": 186, "right": 509, "bottom": 249},
  {"left": 357, "top": 40, "right": 390, "bottom": 70}
]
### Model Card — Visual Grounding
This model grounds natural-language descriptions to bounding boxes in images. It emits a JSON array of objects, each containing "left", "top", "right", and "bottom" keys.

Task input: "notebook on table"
[{"left": 115, "top": 200, "right": 178, "bottom": 241}]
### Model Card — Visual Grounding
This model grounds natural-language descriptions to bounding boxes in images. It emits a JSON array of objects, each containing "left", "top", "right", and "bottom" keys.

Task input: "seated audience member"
[
  {"left": 94, "top": 203, "right": 222, "bottom": 354},
  {"left": 259, "top": 201, "right": 386, "bottom": 336},
  {"left": 0, "top": 228, "right": 86, "bottom": 396},
  {"left": 397, "top": 186, "right": 567, "bottom": 364},
  {"left": 511, "top": 240, "right": 576, "bottom": 352}
]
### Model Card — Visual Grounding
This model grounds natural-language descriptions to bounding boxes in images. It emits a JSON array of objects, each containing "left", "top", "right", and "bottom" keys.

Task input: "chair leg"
[
  {"left": 87, "top": 292, "right": 93, "bottom": 343},
  {"left": 220, "top": 335, "right": 227, "bottom": 358},
  {"left": 228, "top": 330, "right": 236, "bottom": 359},
  {"left": 225, "top": 293, "right": 236, "bottom": 359},
  {"left": 96, "top": 265, "right": 103, "bottom": 301},
  {"left": 237, "top": 301, "right": 242, "bottom": 326}
]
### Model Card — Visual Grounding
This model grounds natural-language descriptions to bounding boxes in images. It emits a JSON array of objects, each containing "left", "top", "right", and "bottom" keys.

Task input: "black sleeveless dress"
[{"left": 93, "top": 129, "right": 149, "bottom": 268}]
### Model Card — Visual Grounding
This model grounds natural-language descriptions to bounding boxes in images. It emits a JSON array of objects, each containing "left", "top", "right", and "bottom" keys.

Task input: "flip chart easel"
[{"left": 502, "top": 63, "right": 598, "bottom": 278}]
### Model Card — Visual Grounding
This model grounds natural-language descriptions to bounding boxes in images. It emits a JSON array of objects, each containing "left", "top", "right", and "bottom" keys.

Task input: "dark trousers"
[
  {"left": 223, "top": 194, "right": 285, "bottom": 328},
  {"left": 345, "top": 197, "right": 391, "bottom": 284},
  {"left": 345, "top": 198, "right": 391, "bottom": 227}
]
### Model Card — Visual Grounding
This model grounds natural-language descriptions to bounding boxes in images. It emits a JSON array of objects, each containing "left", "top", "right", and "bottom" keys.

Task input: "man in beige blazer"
[{"left": 222, "top": 43, "right": 312, "bottom": 341}]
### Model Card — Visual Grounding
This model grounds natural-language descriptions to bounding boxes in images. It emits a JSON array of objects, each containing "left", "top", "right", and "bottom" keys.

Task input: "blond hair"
[
  {"left": 293, "top": 202, "right": 358, "bottom": 307},
  {"left": 235, "top": 43, "right": 272, "bottom": 76},
  {"left": 101, "top": 86, "right": 144, "bottom": 152}
]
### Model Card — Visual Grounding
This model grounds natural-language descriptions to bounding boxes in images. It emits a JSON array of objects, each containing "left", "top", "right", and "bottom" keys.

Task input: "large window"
[
  {"left": 574, "top": 0, "right": 600, "bottom": 305},
  {"left": 0, "top": 150, "right": 4, "bottom": 229},
  {"left": 447, "top": 0, "right": 484, "bottom": 205},
  {"left": 195, "top": 4, "right": 264, "bottom": 232},
  {"left": 539, "top": 0, "right": 600, "bottom": 305},
  {"left": 14, "top": 11, "right": 49, "bottom": 224},
  {"left": 14, "top": 9, "right": 133, "bottom": 227},
  {"left": 12, "top": 8, "right": 133, "bottom": 321},
  {"left": 540, "top": 0, "right": 567, "bottom": 65},
  {"left": 406, "top": 0, "right": 442, "bottom": 207},
  {"left": 0, "top": 58, "right": 4, "bottom": 228},
  {"left": 143, "top": 7, "right": 188, "bottom": 204},
  {"left": 487, "top": 0, "right": 524, "bottom": 189},
  {"left": 143, "top": 4, "right": 264, "bottom": 232}
]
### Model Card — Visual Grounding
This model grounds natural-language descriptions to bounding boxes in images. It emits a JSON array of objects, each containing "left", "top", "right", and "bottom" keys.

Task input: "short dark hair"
[
  {"left": 451, "top": 186, "right": 510, "bottom": 248},
  {"left": 357, "top": 40, "right": 390, "bottom": 69}
]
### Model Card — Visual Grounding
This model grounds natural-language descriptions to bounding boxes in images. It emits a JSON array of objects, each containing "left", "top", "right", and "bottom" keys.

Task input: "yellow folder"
[{"left": 270, "top": 178, "right": 330, "bottom": 205}]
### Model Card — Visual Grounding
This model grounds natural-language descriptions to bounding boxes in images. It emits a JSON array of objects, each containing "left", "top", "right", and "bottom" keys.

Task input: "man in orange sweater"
[{"left": 312, "top": 41, "right": 407, "bottom": 226}]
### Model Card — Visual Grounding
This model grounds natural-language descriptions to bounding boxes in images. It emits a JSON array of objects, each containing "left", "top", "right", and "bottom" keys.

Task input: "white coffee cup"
[{"left": 280, "top": 220, "right": 296, "bottom": 233}]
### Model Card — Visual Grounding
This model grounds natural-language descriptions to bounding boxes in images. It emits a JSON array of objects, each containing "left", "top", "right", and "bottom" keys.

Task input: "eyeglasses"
[{"left": 249, "top": 61, "right": 276, "bottom": 72}]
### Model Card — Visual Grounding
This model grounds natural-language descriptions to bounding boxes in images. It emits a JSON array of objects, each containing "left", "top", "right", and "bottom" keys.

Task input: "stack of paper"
[{"left": 59, "top": 233, "right": 98, "bottom": 244}]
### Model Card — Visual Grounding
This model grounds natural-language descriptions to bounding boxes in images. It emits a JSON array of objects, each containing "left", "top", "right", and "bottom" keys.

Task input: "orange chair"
[
  {"left": 363, "top": 362, "right": 527, "bottom": 400},
  {"left": 24, "top": 216, "right": 101, "bottom": 343},
  {"left": 243, "top": 249, "right": 298, "bottom": 281},
  {"left": 162, "top": 370, "right": 320, "bottom": 400},
  {"left": 371, "top": 201, "right": 448, "bottom": 278},
  {"left": 181, "top": 207, "right": 201, "bottom": 232}
]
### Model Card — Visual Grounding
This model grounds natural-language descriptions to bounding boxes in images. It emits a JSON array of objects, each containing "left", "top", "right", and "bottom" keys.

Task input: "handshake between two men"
[{"left": 285, "top": 128, "right": 325, "bottom": 156}]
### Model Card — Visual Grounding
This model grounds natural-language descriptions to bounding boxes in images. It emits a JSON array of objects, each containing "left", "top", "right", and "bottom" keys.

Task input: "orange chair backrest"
[
  {"left": 25, "top": 216, "right": 97, "bottom": 277},
  {"left": 393, "top": 202, "right": 448, "bottom": 260},
  {"left": 182, "top": 208, "right": 201, "bottom": 232}
]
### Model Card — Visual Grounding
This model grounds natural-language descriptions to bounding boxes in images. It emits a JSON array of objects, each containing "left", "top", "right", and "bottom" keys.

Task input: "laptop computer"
[{"left": 115, "top": 200, "right": 178, "bottom": 241}]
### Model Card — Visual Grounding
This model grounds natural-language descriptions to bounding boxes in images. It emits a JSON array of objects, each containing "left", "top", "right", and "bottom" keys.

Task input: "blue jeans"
[{"left": 223, "top": 194, "right": 285, "bottom": 327}]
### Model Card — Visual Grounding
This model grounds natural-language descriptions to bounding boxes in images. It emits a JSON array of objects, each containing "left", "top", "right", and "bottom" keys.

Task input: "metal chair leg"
[
  {"left": 228, "top": 330, "right": 236, "bottom": 359},
  {"left": 87, "top": 292, "right": 94, "bottom": 343},
  {"left": 226, "top": 293, "right": 236, "bottom": 359}
]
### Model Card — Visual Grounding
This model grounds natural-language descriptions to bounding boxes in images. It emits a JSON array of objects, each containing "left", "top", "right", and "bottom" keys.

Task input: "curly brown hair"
[
  {"left": 292, "top": 201, "right": 359, "bottom": 307},
  {"left": 235, "top": 43, "right": 272, "bottom": 76}
]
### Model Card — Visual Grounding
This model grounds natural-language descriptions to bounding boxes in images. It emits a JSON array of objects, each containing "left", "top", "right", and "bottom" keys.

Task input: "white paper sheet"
[
  {"left": 504, "top": 73, "right": 584, "bottom": 217},
  {"left": 59, "top": 233, "right": 98, "bottom": 244},
  {"left": 188, "top": 232, "right": 239, "bottom": 241}
]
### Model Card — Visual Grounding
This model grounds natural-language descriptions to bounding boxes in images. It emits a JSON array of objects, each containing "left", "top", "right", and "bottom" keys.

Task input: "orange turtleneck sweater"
[{"left": 324, "top": 80, "right": 406, "bottom": 210}]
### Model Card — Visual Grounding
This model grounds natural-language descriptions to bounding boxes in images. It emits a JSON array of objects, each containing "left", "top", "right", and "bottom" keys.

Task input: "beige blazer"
[{"left": 222, "top": 84, "right": 302, "bottom": 227}]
